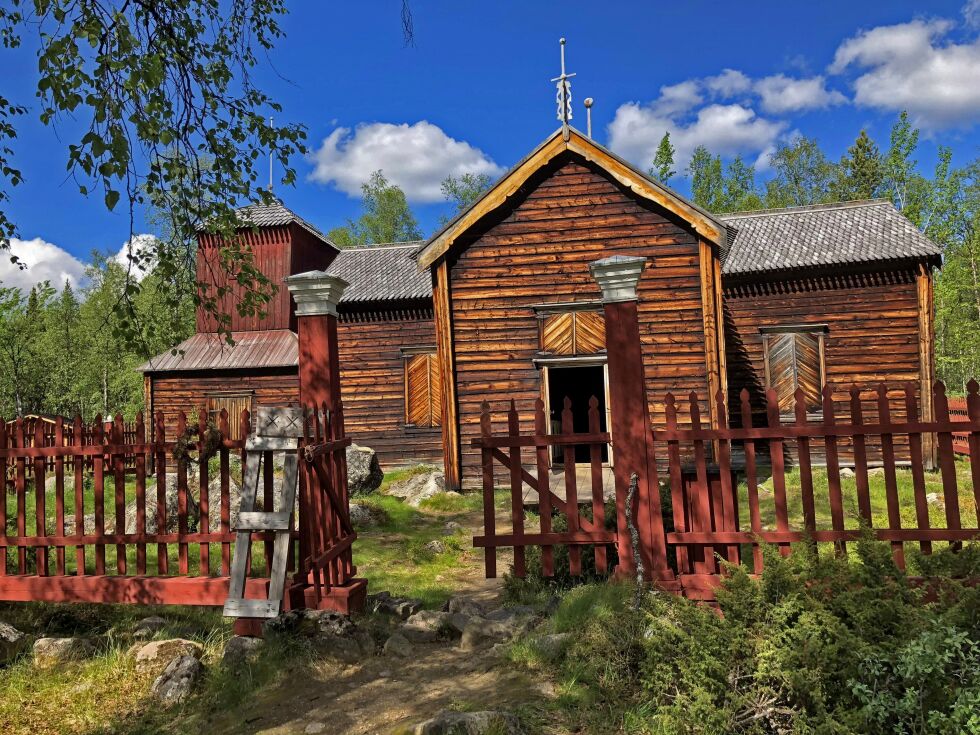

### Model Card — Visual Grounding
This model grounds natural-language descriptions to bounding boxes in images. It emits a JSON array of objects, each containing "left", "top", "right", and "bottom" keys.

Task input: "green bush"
[{"left": 531, "top": 539, "right": 980, "bottom": 734}]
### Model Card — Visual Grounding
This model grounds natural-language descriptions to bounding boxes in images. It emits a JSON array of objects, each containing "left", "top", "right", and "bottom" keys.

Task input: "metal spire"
[{"left": 551, "top": 38, "right": 576, "bottom": 141}]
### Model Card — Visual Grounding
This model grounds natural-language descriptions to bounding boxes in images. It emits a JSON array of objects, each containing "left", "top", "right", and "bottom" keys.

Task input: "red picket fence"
[
  {"left": 949, "top": 396, "right": 970, "bottom": 455},
  {"left": 0, "top": 404, "right": 357, "bottom": 610},
  {"left": 475, "top": 380, "right": 980, "bottom": 600}
]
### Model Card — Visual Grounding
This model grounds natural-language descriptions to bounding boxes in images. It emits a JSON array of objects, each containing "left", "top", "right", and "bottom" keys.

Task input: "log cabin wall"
[
  {"left": 723, "top": 263, "right": 931, "bottom": 464},
  {"left": 446, "top": 154, "right": 718, "bottom": 485},
  {"left": 336, "top": 302, "right": 443, "bottom": 468}
]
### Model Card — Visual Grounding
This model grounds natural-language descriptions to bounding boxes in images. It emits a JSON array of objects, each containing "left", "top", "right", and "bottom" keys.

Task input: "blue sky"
[{"left": 3, "top": 0, "right": 980, "bottom": 290}]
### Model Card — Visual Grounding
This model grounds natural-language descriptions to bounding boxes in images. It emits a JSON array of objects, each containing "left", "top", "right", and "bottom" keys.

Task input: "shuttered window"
[
  {"left": 762, "top": 330, "right": 826, "bottom": 416},
  {"left": 206, "top": 394, "right": 253, "bottom": 440},
  {"left": 540, "top": 310, "right": 606, "bottom": 355},
  {"left": 404, "top": 352, "right": 441, "bottom": 427}
]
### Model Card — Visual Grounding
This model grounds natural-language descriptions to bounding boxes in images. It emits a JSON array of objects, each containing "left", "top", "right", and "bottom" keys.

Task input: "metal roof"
[
  {"left": 199, "top": 199, "right": 336, "bottom": 249},
  {"left": 327, "top": 242, "right": 430, "bottom": 304},
  {"left": 139, "top": 330, "right": 297, "bottom": 373},
  {"left": 720, "top": 199, "right": 941, "bottom": 275}
]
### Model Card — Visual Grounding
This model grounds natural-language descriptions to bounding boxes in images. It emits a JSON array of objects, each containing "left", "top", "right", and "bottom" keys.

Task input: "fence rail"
[{"left": 474, "top": 380, "right": 980, "bottom": 600}]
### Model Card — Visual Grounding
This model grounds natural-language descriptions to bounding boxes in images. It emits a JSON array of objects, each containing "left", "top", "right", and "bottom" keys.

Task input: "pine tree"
[
  {"left": 832, "top": 129, "right": 884, "bottom": 201},
  {"left": 651, "top": 132, "right": 676, "bottom": 183}
]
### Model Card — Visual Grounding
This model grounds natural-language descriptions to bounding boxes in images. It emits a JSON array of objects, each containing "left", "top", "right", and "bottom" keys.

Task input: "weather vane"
[{"left": 552, "top": 38, "right": 576, "bottom": 140}]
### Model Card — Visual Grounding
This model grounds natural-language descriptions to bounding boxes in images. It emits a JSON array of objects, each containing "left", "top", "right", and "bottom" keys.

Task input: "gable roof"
[
  {"left": 326, "top": 242, "right": 430, "bottom": 304},
  {"left": 200, "top": 199, "right": 336, "bottom": 249},
  {"left": 415, "top": 127, "right": 729, "bottom": 270},
  {"left": 139, "top": 330, "right": 298, "bottom": 373},
  {"left": 720, "top": 199, "right": 942, "bottom": 276}
]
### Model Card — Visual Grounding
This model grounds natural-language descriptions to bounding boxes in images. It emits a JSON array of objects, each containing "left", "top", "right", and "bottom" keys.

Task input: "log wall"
[{"left": 447, "top": 155, "right": 717, "bottom": 484}]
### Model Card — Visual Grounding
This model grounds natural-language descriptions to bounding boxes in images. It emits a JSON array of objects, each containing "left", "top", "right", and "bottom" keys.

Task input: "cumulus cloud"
[
  {"left": 830, "top": 18, "right": 980, "bottom": 127},
  {"left": 309, "top": 121, "right": 504, "bottom": 202},
  {"left": 608, "top": 99, "right": 786, "bottom": 171},
  {"left": 705, "top": 69, "right": 752, "bottom": 97},
  {"left": 0, "top": 238, "right": 87, "bottom": 292},
  {"left": 965, "top": 0, "right": 980, "bottom": 29},
  {"left": 112, "top": 233, "right": 157, "bottom": 281},
  {"left": 754, "top": 74, "right": 847, "bottom": 114}
]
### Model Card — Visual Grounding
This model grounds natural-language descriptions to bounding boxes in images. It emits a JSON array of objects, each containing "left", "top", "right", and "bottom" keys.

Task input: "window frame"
[{"left": 760, "top": 324, "right": 828, "bottom": 419}]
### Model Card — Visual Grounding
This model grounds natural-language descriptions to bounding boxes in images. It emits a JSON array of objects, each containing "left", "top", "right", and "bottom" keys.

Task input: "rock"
[
  {"left": 304, "top": 723, "right": 326, "bottom": 735},
  {"left": 0, "top": 621, "right": 28, "bottom": 664},
  {"left": 135, "top": 638, "right": 203, "bottom": 675},
  {"left": 150, "top": 655, "right": 203, "bottom": 704},
  {"left": 349, "top": 501, "right": 390, "bottom": 528},
  {"left": 383, "top": 632, "right": 413, "bottom": 657},
  {"left": 868, "top": 467, "right": 886, "bottom": 477},
  {"left": 460, "top": 622, "right": 493, "bottom": 652},
  {"left": 132, "top": 616, "right": 167, "bottom": 641},
  {"left": 32, "top": 637, "right": 95, "bottom": 667},
  {"left": 367, "top": 591, "right": 423, "bottom": 620},
  {"left": 124, "top": 478, "right": 200, "bottom": 534},
  {"left": 222, "top": 636, "right": 264, "bottom": 666},
  {"left": 413, "top": 710, "right": 524, "bottom": 735},
  {"left": 346, "top": 444, "right": 383, "bottom": 495},
  {"left": 444, "top": 596, "right": 484, "bottom": 617},
  {"left": 544, "top": 595, "right": 562, "bottom": 616},
  {"left": 534, "top": 633, "right": 571, "bottom": 659},
  {"left": 840, "top": 467, "right": 855, "bottom": 479},
  {"left": 926, "top": 492, "right": 943, "bottom": 507},
  {"left": 445, "top": 613, "right": 471, "bottom": 638},
  {"left": 460, "top": 607, "right": 537, "bottom": 650},
  {"left": 264, "top": 609, "right": 356, "bottom": 638},
  {"left": 387, "top": 470, "right": 446, "bottom": 507},
  {"left": 442, "top": 521, "right": 463, "bottom": 536},
  {"left": 423, "top": 540, "right": 447, "bottom": 554},
  {"left": 62, "top": 513, "right": 99, "bottom": 534},
  {"left": 400, "top": 610, "right": 449, "bottom": 643}
]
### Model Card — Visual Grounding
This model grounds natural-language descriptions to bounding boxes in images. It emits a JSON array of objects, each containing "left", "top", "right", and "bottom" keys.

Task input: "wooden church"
[{"left": 141, "top": 127, "right": 941, "bottom": 491}]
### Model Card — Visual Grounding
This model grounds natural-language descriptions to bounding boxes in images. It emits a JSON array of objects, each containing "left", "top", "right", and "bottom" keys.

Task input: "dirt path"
[{"left": 206, "top": 508, "right": 552, "bottom": 735}]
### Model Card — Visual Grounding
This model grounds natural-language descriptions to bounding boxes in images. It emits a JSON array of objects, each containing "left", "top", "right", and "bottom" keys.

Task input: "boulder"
[
  {"left": 383, "top": 632, "right": 413, "bottom": 658},
  {"left": 387, "top": 470, "right": 446, "bottom": 507},
  {"left": 263, "top": 610, "right": 369, "bottom": 662},
  {"left": 349, "top": 501, "right": 390, "bottom": 529},
  {"left": 423, "top": 540, "right": 447, "bottom": 555},
  {"left": 132, "top": 616, "right": 167, "bottom": 641},
  {"left": 445, "top": 613, "right": 471, "bottom": 638},
  {"left": 222, "top": 636, "right": 264, "bottom": 666},
  {"left": 135, "top": 638, "right": 203, "bottom": 675},
  {"left": 840, "top": 467, "right": 855, "bottom": 479},
  {"left": 534, "top": 632, "right": 571, "bottom": 659},
  {"left": 346, "top": 444, "right": 383, "bottom": 495},
  {"left": 62, "top": 513, "right": 99, "bottom": 535},
  {"left": 460, "top": 607, "right": 537, "bottom": 651},
  {"left": 124, "top": 477, "right": 200, "bottom": 535},
  {"left": 868, "top": 467, "right": 886, "bottom": 477},
  {"left": 444, "top": 596, "right": 484, "bottom": 617},
  {"left": 413, "top": 710, "right": 524, "bottom": 735},
  {"left": 442, "top": 521, "right": 463, "bottom": 536},
  {"left": 400, "top": 610, "right": 449, "bottom": 643},
  {"left": 367, "top": 591, "right": 423, "bottom": 620},
  {"left": 459, "top": 622, "right": 493, "bottom": 652},
  {"left": 0, "top": 621, "right": 28, "bottom": 664},
  {"left": 151, "top": 655, "right": 203, "bottom": 704},
  {"left": 33, "top": 637, "right": 96, "bottom": 667}
]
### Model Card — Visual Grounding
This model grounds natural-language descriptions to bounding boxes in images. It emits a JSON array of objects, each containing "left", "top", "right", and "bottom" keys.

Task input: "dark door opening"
[{"left": 546, "top": 364, "right": 609, "bottom": 463}]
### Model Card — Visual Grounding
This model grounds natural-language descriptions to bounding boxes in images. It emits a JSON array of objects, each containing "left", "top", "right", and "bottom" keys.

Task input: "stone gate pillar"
[{"left": 589, "top": 256, "right": 674, "bottom": 584}]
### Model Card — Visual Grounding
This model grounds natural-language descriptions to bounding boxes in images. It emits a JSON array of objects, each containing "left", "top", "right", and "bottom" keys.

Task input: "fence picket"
[
  {"left": 176, "top": 411, "right": 189, "bottom": 575},
  {"left": 904, "top": 385, "right": 931, "bottom": 555},
  {"left": 92, "top": 417, "right": 105, "bottom": 576},
  {"left": 219, "top": 409, "right": 231, "bottom": 575},
  {"left": 54, "top": 417, "right": 65, "bottom": 575},
  {"left": 766, "top": 389, "right": 791, "bottom": 557},
  {"left": 689, "top": 393, "right": 716, "bottom": 574},
  {"left": 508, "top": 400, "right": 526, "bottom": 578},
  {"left": 0, "top": 420, "right": 6, "bottom": 575},
  {"left": 113, "top": 415, "right": 126, "bottom": 575},
  {"left": 850, "top": 388, "right": 873, "bottom": 528},
  {"left": 33, "top": 418, "right": 48, "bottom": 576},
  {"left": 794, "top": 389, "right": 817, "bottom": 548},
  {"left": 739, "top": 390, "right": 762, "bottom": 573},
  {"left": 665, "top": 394, "right": 689, "bottom": 575},
  {"left": 73, "top": 415, "right": 84, "bottom": 574},
  {"left": 561, "top": 398, "right": 582, "bottom": 576},
  {"left": 533, "top": 399, "right": 554, "bottom": 577},
  {"left": 934, "top": 383, "right": 962, "bottom": 549},
  {"left": 877, "top": 385, "right": 904, "bottom": 567},
  {"left": 155, "top": 412, "right": 168, "bottom": 575},
  {"left": 480, "top": 402, "right": 496, "bottom": 578},
  {"left": 823, "top": 387, "right": 847, "bottom": 557},
  {"left": 967, "top": 380, "right": 980, "bottom": 528},
  {"left": 135, "top": 413, "right": 147, "bottom": 575}
]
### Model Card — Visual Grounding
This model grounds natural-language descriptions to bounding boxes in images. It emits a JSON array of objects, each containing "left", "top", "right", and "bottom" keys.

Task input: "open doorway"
[{"left": 545, "top": 363, "right": 609, "bottom": 464}]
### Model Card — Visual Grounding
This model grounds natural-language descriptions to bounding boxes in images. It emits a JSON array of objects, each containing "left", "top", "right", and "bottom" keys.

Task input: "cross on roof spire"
[{"left": 551, "top": 37, "right": 576, "bottom": 141}]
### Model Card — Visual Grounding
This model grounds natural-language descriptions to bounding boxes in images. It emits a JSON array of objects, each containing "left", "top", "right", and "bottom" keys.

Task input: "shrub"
[{"left": 531, "top": 539, "right": 980, "bottom": 734}]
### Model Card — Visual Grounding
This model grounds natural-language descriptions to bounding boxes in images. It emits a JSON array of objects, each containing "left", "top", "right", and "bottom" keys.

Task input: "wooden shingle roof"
[
  {"left": 720, "top": 199, "right": 941, "bottom": 275},
  {"left": 139, "top": 330, "right": 298, "bottom": 373},
  {"left": 202, "top": 200, "right": 336, "bottom": 248},
  {"left": 326, "top": 242, "right": 430, "bottom": 304}
]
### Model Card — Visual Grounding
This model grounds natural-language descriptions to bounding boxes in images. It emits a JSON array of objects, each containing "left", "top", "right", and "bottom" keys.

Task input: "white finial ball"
[
  {"left": 584, "top": 98, "right": 594, "bottom": 108},
  {"left": 560, "top": 37, "right": 566, "bottom": 45}
]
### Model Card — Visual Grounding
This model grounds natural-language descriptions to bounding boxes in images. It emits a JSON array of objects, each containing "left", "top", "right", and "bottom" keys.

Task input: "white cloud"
[
  {"left": 0, "top": 238, "right": 87, "bottom": 292},
  {"left": 112, "top": 233, "right": 157, "bottom": 281},
  {"left": 705, "top": 69, "right": 752, "bottom": 97},
  {"left": 309, "top": 121, "right": 504, "bottom": 202},
  {"left": 650, "top": 81, "right": 703, "bottom": 116},
  {"left": 754, "top": 74, "right": 847, "bottom": 114},
  {"left": 965, "top": 0, "right": 980, "bottom": 29},
  {"left": 830, "top": 18, "right": 980, "bottom": 127}
]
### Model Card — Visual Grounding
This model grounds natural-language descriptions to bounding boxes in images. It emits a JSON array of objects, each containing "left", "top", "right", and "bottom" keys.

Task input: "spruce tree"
[{"left": 832, "top": 129, "right": 884, "bottom": 201}]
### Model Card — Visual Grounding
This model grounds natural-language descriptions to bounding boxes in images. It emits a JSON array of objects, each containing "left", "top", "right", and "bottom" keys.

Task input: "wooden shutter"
[
  {"left": 542, "top": 313, "right": 575, "bottom": 355},
  {"left": 763, "top": 331, "right": 824, "bottom": 415},
  {"left": 405, "top": 353, "right": 441, "bottom": 427},
  {"left": 541, "top": 311, "right": 606, "bottom": 355},
  {"left": 207, "top": 394, "right": 252, "bottom": 440},
  {"left": 574, "top": 311, "right": 606, "bottom": 354}
]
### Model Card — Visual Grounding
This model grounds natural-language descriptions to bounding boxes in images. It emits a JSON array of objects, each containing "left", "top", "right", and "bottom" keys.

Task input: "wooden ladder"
[{"left": 223, "top": 407, "right": 304, "bottom": 620}]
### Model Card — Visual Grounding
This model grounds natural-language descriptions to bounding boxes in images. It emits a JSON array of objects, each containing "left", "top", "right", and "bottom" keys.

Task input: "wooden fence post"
[
  {"left": 285, "top": 270, "right": 366, "bottom": 615},
  {"left": 588, "top": 256, "right": 674, "bottom": 585}
]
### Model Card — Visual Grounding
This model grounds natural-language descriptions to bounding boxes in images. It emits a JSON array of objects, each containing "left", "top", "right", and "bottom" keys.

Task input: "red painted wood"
[
  {"left": 508, "top": 401, "right": 526, "bottom": 578},
  {"left": 588, "top": 397, "right": 607, "bottom": 574},
  {"left": 850, "top": 388, "right": 873, "bottom": 527},
  {"left": 533, "top": 399, "right": 554, "bottom": 577},
  {"left": 561, "top": 398, "right": 581, "bottom": 576},
  {"left": 823, "top": 386, "right": 847, "bottom": 557},
  {"left": 739, "top": 390, "right": 763, "bottom": 573},
  {"left": 480, "top": 403, "right": 496, "bottom": 578},
  {"left": 904, "top": 385, "right": 932, "bottom": 554},
  {"left": 715, "top": 391, "right": 739, "bottom": 564},
  {"left": 967, "top": 381, "right": 980, "bottom": 527},
  {"left": 877, "top": 385, "right": 905, "bottom": 567},
  {"left": 934, "top": 383, "right": 962, "bottom": 546},
  {"left": 135, "top": 414, "right": 147, "bottom": 575},
  {"left": 766, "top": 389, "right": 791, "bottom": 557}
]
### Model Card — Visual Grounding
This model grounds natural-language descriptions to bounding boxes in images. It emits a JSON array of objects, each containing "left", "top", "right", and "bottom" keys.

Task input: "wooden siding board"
[{"left": 448, "top": 157, "right": 715, "bottom": 484}]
